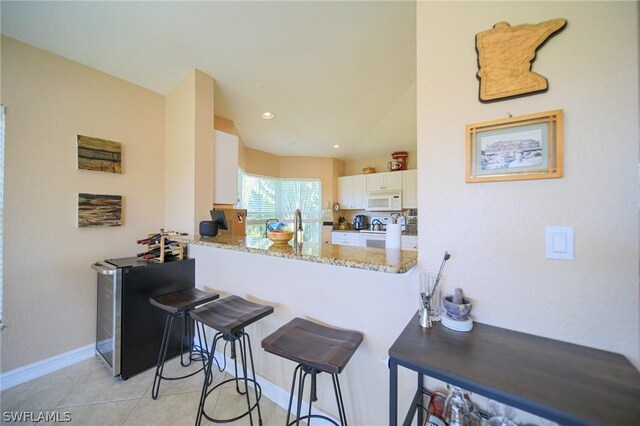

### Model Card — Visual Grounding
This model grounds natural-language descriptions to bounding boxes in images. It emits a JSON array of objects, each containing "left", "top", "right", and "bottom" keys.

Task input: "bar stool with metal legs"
[
  {"left": 149, "top": 288, "right": 220, "bottom": 400},
  {"left": 261, "top": 318, "right": 363, "bottom": 426},
  {"left": 191, "top": 295, "right": 274, "bottom": 426}
]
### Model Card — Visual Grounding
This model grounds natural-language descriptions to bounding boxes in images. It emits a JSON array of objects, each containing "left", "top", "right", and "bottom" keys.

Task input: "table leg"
[
  {"left": 389, "top": 357, "right": 398, "bottom": 426},
  {"left": 417, "top": 373, "right": 424, "bottom": 426}
]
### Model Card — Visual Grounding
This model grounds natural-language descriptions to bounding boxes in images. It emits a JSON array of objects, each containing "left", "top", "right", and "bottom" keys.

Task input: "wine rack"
[{"left": 137, "top": 231, "right": 185, "bottom": 263}]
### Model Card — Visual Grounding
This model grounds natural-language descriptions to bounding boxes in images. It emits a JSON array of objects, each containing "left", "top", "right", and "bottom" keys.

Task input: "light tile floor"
[{"left": 0, "top": 356, "right": 294, "bottom": 425}]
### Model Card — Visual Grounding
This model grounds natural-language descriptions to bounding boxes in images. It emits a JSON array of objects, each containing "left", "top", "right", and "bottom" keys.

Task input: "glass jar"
[{"left": 444, "top": 386, "right": 471, "bottom": 426}]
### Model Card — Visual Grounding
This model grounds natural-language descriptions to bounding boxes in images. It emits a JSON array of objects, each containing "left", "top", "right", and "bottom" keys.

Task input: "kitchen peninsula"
[
  {"left": 172, "top": 234, "right": 417, "bottom": 273},
  {"left": 172, "top": 233, "right": 421, "bottom": 424}
]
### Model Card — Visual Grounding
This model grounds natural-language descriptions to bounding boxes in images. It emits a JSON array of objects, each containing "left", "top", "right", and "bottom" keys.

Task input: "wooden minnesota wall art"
[
  {"left": 77, "top": 135, "right": 122, "bottom": 173},
  {"left": 78, "top": 193, "right": 122, "bottom": 227},
  {"left": 476, "top": 18, "right": 567, "bottom": 102}
]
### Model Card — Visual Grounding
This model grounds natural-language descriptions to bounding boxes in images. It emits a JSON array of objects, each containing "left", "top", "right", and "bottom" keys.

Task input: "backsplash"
[
  {"left": 337, "top": 209, "right": 418, "bottom": 233},
  {"left": 405, "top": 209, "right": 418, "bottom": 234}
]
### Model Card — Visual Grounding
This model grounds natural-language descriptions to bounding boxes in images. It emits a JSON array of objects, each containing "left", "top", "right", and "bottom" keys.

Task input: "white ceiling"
[{"left": 1, "top": 1, "right": 416, "bottom": 161}]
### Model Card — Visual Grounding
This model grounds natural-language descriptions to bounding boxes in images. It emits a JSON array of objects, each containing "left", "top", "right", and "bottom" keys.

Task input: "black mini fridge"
[{"left": 91, "top": 257, "right": 195, "bottom": 380}]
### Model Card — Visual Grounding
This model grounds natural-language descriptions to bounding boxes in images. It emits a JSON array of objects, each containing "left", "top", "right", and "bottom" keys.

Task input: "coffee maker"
[{"left": 353, "top": 215, "right": 368, "bottom": 230}]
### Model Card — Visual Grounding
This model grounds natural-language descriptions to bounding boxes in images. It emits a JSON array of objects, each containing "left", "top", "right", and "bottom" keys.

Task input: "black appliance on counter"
[
  {"left": 353, "top": 215, "right": 368, "bottom": 230},
  {"left": 91, "top": 257, "right": 195, "bottom": 380}
]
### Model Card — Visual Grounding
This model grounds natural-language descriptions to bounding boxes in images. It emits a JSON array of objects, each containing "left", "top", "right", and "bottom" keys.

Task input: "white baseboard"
[
  {"left": 0, "top": 343, "right": 95, "bottom": 391},
  {"left": 213, "top": 350, "right": 337, "bottom": 423}
]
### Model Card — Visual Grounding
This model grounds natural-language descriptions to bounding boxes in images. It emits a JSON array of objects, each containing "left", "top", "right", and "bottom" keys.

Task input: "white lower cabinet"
[
  {"left": 333, "top": 231, "right": 417, "bottom": 250},
  {"left": 331, "top": 231, "right": 361, "bottom": 246},
  {"left": 401, "top": 235, "right": 418, "bottom": 251}
]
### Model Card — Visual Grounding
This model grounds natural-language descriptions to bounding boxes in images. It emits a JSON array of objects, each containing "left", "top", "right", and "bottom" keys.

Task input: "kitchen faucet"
[{"left": 293, "top": 208, "right": 303, "bottom": 246}]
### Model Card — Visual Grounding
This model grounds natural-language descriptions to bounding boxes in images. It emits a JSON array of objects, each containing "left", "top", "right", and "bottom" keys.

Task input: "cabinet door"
[
  {"left": 385, "top": 172, "right": 403, "bottom": 190},
  {"left": 366, "top": 173, "right": 385, "bottom": 191},
  {"left": 352, "top": 175, "right": 366, "bottom": 209},
  {"left": 402, "top": 170, "right": 417, "bottom": 209},
  {"left": 331, "top": 232, "right": 344, "bottom": 245},
  {"left": 367, "top": 172, "right": 402, "bottom": 191},
  {"left": 332, "top": 232, "right": 360, "bottom": 245},
  {"left": 338, "top": 176, "right": 352, "bottom": 209},
  {"left": 214, "top": 130, "right": 239, "bottom": 204},
  {"left": 339, "top": 175, "right": 366, "bottom": 209}
]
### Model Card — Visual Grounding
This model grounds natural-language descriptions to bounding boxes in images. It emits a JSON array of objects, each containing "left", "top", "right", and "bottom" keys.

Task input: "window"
[
  {"left": 237, "top": 169, "right": 322, "bottom": 242},
  {"left": 237, "top": 171, "right": 277, "bottom": 237},
  {"left": 278, "top": 179, "right": 322, "bottom": 243}
]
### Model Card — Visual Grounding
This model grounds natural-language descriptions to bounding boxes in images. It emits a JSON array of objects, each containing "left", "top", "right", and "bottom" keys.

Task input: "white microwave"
[{"left": 366, "top": 190, "right": 402, "bottom": 211}]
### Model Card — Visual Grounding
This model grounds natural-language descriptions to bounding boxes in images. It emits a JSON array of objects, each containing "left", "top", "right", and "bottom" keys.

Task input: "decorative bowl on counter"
[
  {"left": 442, "top": 295, "right": 472, "bottom": 320},
  {"left": 268, "top": 243, "right": 294, "bottom": 254},
  {"left": 267, "top": 230, "right": 294, "bottom": 244}
]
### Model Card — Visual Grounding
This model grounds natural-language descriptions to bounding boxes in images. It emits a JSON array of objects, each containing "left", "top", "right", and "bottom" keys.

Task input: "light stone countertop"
[{"left": 172, "top": 234, "right": 417, "bottom": 274}]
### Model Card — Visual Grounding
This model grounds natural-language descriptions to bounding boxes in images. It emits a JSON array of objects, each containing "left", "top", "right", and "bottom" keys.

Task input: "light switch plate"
[{"left": 545, "top": 226, "right": 574, "bottom": 260}]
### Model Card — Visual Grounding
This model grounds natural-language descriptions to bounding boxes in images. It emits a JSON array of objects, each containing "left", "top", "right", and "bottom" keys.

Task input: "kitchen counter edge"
[{"left": 172, "top": 234, "right": 417, "bottom": 274}]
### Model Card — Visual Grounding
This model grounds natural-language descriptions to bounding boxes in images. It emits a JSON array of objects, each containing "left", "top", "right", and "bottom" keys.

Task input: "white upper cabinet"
[
  {"left": 402, "top": 169, "right": 417, "bottom": 209},
  {"left": 338, "top": 176, "right": 348, "bottom": 207},
  {"left": 338, "top": 175, "right": 366, "bottom": 209},
  {"left": 352, "top": 175, "right": 366, "bottom": 208},
  {"left": 366, "top": 171, "right": 402, "bottom": 191},
  {"left": 214, "top": 130, "right": 239, "bottom": 205}
]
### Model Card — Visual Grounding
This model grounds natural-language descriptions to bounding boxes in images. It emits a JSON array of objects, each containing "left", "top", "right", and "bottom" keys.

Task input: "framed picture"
[
  {"left": 466, "top": 110, "right": 563, "bottom": 183},
  {"left": 78, "top": 193, "right": 122, "bottom": 227},
  {"left": 77, "top": 135, "right": 122, "bottom": 173}
]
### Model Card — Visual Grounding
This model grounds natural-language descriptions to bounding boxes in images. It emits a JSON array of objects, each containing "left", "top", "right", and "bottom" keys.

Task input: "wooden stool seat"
[
  {"left": 191, "top": 295, "right": 274, "bottom": 334},
  {"left": 150, "top": 288, "right": 219, "bottom": 313},
  {"left": 262, "top": 318, "right": 363, "bottom": 425},
  {"left": 262, "top": 317, "right": 363, "bottom": 374}
]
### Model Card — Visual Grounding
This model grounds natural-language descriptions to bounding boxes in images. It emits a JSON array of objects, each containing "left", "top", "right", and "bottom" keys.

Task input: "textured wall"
[
  {"left": 164, "top": 69, "right": 215, "bottom": 235},
  {"left": 1, "top": 37, "right": 166, "bottom": 371},
  {"left": 417, "top": 1, "right": 639, "bottom": 366}
]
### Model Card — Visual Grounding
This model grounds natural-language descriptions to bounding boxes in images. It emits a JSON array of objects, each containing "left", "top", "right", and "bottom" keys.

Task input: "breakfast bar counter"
[
  {"left": 172, "top": 234, "right": 417, "bottom": 273},
  {"left": 184, "top": 236, "right": 420, "bottom": 425}
]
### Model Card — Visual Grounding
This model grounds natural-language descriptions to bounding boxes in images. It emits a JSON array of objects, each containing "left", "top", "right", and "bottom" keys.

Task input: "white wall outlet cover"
[{"left": 545, "top": 226, "right": 574, "bottom": 260}]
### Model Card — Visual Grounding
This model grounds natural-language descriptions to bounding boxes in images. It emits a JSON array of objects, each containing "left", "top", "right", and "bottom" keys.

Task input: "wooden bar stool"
[
  {"left": 149, "top": 288, "right": 220, "bottom": 399},
  {"left": 261, "top": 318, "right": 363, "bottom": 426},
  {"left": 191, "top": 295, "right": 274, "bottom": 426}
]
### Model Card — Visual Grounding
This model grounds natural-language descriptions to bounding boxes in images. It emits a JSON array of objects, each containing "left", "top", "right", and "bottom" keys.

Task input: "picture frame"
[
  {"left": 77, "top": 135, "right": 122, "bottom": 174},
  {"left": 466, "top": 109, "right": 563, "bottom": 183},
  {"left": 78, "top": 193, "right": 123, "bottom": 227}
]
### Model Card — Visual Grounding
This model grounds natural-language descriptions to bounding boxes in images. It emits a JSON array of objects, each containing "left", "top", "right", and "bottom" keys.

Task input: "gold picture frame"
[{"left": 466, "top": 110, "right": 563, "bottom": 183}]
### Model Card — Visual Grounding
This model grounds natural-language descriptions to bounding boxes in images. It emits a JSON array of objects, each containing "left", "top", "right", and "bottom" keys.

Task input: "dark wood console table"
[{"left": 389, "top": 314, "right": 640, "bottom": 426}]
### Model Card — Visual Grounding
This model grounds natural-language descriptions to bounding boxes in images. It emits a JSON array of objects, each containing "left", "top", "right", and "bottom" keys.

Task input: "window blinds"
[{"left": 237, "top": 170, "right": 321, "bottom": 242}]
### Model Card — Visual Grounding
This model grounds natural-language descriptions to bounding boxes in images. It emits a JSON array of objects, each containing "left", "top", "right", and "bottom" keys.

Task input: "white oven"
[
  {"left": 359, "top": 216, "right": 406, "bottom": 249},
  {"left": 365, "top": 190, "right": 402, "bottom": 211},
  {"left": 359, "top": 231, "right": 387, "bottom": 248}
]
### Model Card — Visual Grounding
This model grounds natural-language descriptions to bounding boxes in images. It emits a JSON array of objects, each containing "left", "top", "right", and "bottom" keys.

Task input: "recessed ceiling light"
[
  {"left": 333, "top": 144, "right": 340, "bottom": 149},
  {"left": 260, "top": 112, "right": 275, "bottom": 120}
]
